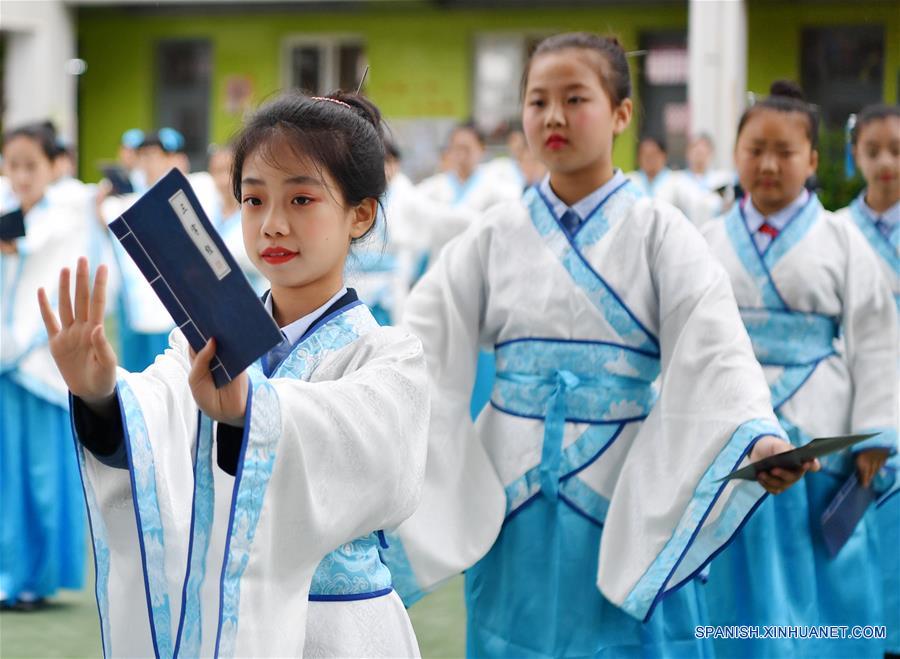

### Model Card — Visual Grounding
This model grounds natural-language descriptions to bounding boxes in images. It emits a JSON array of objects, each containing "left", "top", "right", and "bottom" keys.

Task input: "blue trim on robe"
[
  {"left": 526, "top": 184, "right": 660, "bottom": 352},
  {"left": 621, "top": 418, "right": 783, "bottom": 621},
  {"left": 848, "top": 193, "right": 900, "bottom": 276},
  {"left": 118, "top": 380, "right": 174, "bottom": 659},
  {"left": 724, "top": 202, "right": 788, "bottom": 310},
  {"left": 173, "top": 413, "right": 218, "bottom": 658},
  {"left": 215, "top": 303, "right": 384, "bottom": 655},
  {"left": 69, "top": 396, "right": 112, "bottom": 659}
]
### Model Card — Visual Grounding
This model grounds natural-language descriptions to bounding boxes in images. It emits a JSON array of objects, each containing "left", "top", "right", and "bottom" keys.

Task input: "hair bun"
[
  {"left": 328, "top": 91, "right": 384, "bottom": 141},
  {"left": 769, "top": 80, "right": 805, "bottom": 101}
]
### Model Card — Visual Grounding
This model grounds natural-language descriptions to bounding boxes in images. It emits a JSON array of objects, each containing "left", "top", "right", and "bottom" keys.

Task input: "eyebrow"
[
  {"left": 241, "top": 175, "right": 322, "bottom": 186},
  {"left": 527, "top": 83, "right": 590, "bottom": 94}
]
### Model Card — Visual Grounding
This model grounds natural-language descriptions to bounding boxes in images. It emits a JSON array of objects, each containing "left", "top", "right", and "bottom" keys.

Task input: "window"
[
  {"left": 472, "top": 32, "right": 549, "bottom": 141},
  {"left": 283, "top": 37, "right": 366, "bottom": 95},
  {"left": 637, "top": 31, "right": 688, "bottom": 167},
  {"left": 156, "top": 39, "right": 211, "bottom": 171},
  {"left": 801, "top": 26, "right": 884, "bottom": 129}
]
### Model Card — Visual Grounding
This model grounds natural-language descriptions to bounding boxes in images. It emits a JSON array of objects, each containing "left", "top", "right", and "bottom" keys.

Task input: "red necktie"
[{"left": 758, "top": 222, "right": 779, "bottom": 239}]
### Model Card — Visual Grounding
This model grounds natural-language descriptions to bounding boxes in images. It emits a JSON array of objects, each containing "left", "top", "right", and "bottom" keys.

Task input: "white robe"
[
  {"left": 382, "top": 181, "right": 783, "bottom": 622},
  {"left": 1, "top": 195, "right": 91, "bottom": 405},
  {"left": 74, "top": 305, "right": 429, "bottom": 657},
  {"left": 703, "top": 198, "right": 898, "bottom": 460},
  {"left": 416, "top": 165, "right": 522, "bottom": 256},
  {"left": 627, "top": 168, "right": 723, "bottom": 227}
]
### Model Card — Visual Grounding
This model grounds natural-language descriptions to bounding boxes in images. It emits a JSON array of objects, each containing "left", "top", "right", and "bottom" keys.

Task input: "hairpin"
[{"left": 311, "top": 96, "right": 353, "bottom": 109}]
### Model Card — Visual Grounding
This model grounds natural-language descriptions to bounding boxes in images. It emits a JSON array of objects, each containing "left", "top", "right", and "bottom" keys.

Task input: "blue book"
[
  {"left": 109, "top": 168, "right": 282, "bottom": 388},
  {"left": 820, "top": 472, "right": 875, "bottom": 558}
]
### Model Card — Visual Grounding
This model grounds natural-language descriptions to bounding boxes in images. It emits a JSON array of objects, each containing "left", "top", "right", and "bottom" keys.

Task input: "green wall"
[
  {"left": 746, "top": 0, "right": 899, "bottom": 102},
  {"left": 76, "top": 3, "right": 687, "bottom": 180},
  {"left": 76, "top": 1, "right": 899, "bottom": 182}
]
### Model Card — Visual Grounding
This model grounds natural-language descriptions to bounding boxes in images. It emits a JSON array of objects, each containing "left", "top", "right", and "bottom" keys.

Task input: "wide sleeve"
[
  {"left": 71, "top": 329, "right": 201, "bottom": 658},
  {"left": 841, "top": 222, "right": 899, "bottom": 454},
  {"left": 598, "top": 205, "right": 785, "bottom": 621},
  {"left": 378, "top": 226, "right": 507, "bottom": 605},
  {"left": 218, "top": 328, "right": 429, "bottom": 657}
]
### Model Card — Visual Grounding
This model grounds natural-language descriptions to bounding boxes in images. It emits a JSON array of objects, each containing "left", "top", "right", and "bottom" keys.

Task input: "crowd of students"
[{"left": 1, "top": 29, "right": 897, "bottom": 659}]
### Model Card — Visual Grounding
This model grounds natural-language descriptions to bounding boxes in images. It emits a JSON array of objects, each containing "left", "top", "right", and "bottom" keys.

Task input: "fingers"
[
  {"left": 74, "top": 257, "right": 90, "bottom": 322},
  {"left": 90, "top": 325, "right": 118, "bottom": 370},
  {"left": 37, "top": 288, "right": 61, "bottom": 338},
  {"left": 89, "top": 265, "right": 109, "bottom": 325},
  {"left": 188, "top": 338, "right": 216, "bottom": 387},
  {"left": 58, "top": 267, "right": 74, "bottom": 327}
]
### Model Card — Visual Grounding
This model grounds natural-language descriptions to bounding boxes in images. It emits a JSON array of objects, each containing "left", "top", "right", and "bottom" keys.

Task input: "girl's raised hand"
[
  {"left": 188, "top": 338, "right": 249, "bottom": 427},
  {"left": 750, "top": 435, "right": 820, "bottom": 495},
  {"left": 37, "top": 257, "right": 118, "bottom": 410}
]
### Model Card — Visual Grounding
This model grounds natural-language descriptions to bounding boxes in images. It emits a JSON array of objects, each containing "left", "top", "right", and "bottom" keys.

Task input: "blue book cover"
[
  {"left": 820, "top": 472, "right": 875, "bottom": 558},
  {"left": 109, "top": 168, "right": 282, "bottom": 387}
]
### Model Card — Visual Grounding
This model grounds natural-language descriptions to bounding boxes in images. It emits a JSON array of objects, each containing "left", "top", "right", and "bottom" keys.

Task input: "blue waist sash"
[
  {"left": 309, "top": 532, "right": 393, "bottom": 601},
  {"left": 739, "top": 308, "right": 838, "bottom": 367},
  {"left": 491, "top": 339, "right": 659, "bottom": 500}
]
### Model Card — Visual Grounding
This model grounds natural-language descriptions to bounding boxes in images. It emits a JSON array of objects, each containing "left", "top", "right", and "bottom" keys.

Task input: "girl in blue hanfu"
[
  {"left": 1, "top": 122, "right": 90, "bottom": 610},
  {"left": 703, "top": 83, "right": 898, "bottom": 659},
  {"left": 835, "top": 103, "right": 900, "bottom": 659},
  {"left": 380, "top": 32, "right": 817, "bottom": 658},
  {"left": 37, "top": 91, "right": 429, "bottom": 657}
]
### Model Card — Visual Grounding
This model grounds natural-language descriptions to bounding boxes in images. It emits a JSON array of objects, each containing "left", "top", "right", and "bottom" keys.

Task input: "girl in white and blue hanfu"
[
  {"left": 703, "top": 85, "right": 898, "bottom": 659},
  {"left": 835, "top": 103, "right": 900, "bottom": 658},
  {"left": 39, "top": 92, "right": 429, "bottom": 657},
  {"left": 1, "top": 123, "right": 89, "bottom": 608},
  {"left": 381, "top": 34, "right": 814, "bottom": 658}
]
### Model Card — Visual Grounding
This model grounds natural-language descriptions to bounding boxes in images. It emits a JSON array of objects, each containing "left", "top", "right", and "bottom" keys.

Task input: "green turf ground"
[{"left": 0, "top": 557, "right": 466, "bottom": 658}]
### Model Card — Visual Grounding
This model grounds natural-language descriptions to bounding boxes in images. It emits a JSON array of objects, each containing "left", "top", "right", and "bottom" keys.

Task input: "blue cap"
[
  {"left": 121, "top": 128, "right": 145, "bottom": 149},
  {"left": 140, "top": 127, "right": 185, "bottom": 153}
]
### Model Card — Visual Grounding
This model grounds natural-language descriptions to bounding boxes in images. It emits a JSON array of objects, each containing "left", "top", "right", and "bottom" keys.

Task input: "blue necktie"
[
  {"left": 560, "top": 209, "right": 582, "bottom": 235},
  {"left": 874, "top": 218, "right": 891, "bottom": 240}
]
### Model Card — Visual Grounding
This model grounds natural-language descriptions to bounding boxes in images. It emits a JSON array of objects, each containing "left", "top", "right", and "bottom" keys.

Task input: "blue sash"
[
  {"left": 493, "top": 338, "right": 659, "bottom": 506},
  {"left": 723, "top": 195, "right": 835, "bottom": 412}
]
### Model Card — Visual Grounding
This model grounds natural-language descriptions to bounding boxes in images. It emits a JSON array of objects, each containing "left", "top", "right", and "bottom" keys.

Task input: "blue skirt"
[
  {"left": 705, "top": 469, "right": 885, "bottom": 658},
  {"left": 465, "top": 495, "right": 713, "bottom": 658},
  {"left": 0, "top": 374, "right": 85, "bottom": 601},
  {"left": 116, "top": 304, "right": 171, "bottom": 372},
  {"left": 878, "top": 493, "right": 900, "bottom": 653}
]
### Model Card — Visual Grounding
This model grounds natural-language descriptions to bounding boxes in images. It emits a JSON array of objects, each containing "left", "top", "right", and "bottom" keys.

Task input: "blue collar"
[
  {"left": 538, "top": 170, "right": 628, "bottom": 222},
  {"left": 744, "top": 189, "right": 810, "bottom": 233},
  {"left": 857, "top": 192, "right": 900, "bottom": 230}
]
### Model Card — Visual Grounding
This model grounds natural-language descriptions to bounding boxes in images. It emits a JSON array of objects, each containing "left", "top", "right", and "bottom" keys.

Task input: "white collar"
[
  {"left": 744, "top": 189, "right": 810, "bottom": 233},
  {"left": 264, "top": 286, "right": 348, "bottom": 346},
  {"left": 539, "top": 169, "right": 627, "bottom": 222}
]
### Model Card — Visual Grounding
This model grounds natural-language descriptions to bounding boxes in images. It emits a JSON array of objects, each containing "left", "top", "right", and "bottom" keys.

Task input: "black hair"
[
  {"left": 450, "top": 120, "right": 485, "bottom": 146},
  {"left": 691, "top": 133, "right": 714, "bottom": 148},
  {"left": 2, "top": 120, "right": 60, "bottom": 161},
  {"left": 231, "top": 90, "right": 386, "bottom": 242},
  {"left": 639, "top": 135, "right": 667, "bottom": 153},
  {"left": 737, "top": 80, "right": 819, "bottom": 150},
  {"left": 384, "top": 138, "right": 402, "bottom": 161},
  {"left": 523, "top": 32, "right": 631, "bottom": 107},
  {"left": 851, "top": 103, "right": 900, "bottom": 145}
]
